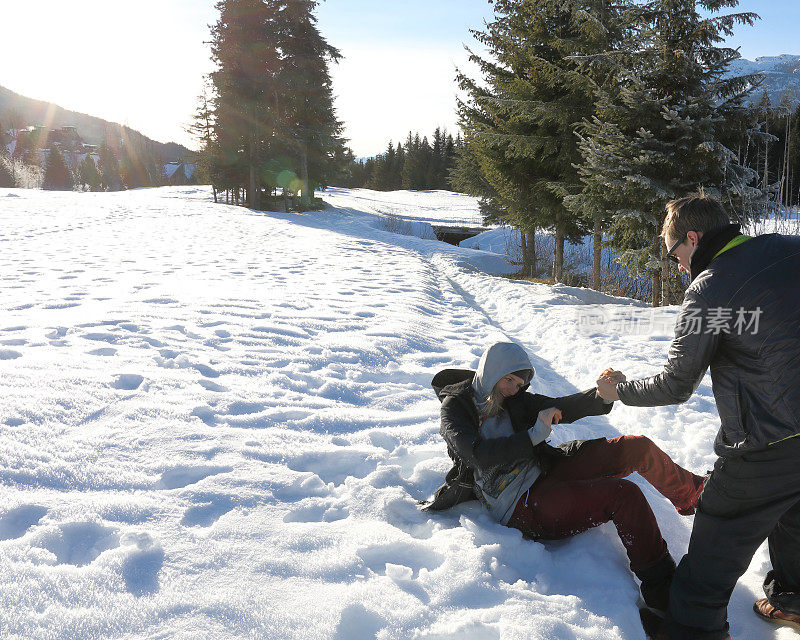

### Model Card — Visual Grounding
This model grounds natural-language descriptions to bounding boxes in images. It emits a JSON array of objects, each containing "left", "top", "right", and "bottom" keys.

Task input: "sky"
[{"left": 0, "top": 1, "right": 798, "bottom": 157}]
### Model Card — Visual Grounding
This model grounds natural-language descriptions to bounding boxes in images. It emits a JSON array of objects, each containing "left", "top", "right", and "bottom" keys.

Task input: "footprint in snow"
[
  {"left": 334, "top": 604, "right": 386, "bottom": 640},
  {"left": 0, "top": 505, "right": 48, "bottom": 540},
  {"left": 89, "top": 348, "right": 117, "bottom": 356},
  {"left": 283, "top": 499, "right": 349, "bottom": 523},
  {"left": 181, "top": 495, "right": 236, "bottom": 527},
  {"left": 156, "top": 465, "right": 232, "bottom": 490},
  {"left": 36, "top": 522, "right": 119, "bottom": 567},
  {"left": 82, "top": 332, "right": 119, "bottom": 344},
  {"left": 356, "top": 540, "right": 444, "bottom": 579},
  {"left": 193, "top": 363, "right": 221, "bottom": 378},
  {"left": 120, "top": 532, "right": 164, "bottom": 597},
  {"left": 286, "top": 450, "right": 380, "bottom": 485},
  {"left": 112, "top": 374, "right": 144, "bottom": 391},
  {"left": 0, "top": 338, "right": 26, "bottom": 346},
  {"left": 198, "top": 379, "right": 228, "bottom": 393}
]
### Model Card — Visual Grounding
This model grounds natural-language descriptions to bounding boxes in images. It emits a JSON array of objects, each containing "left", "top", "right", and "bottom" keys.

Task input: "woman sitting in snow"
[{"left": 424, "top": 341, "right": 704, "bottom": 615}]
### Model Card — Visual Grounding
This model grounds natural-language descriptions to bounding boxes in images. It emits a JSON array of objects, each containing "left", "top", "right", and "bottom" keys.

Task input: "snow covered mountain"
[
  {"left": 0, "top": 186, "right": 782, "bottom": 639},
  {"left": 727, "top": 54, "right": 800, "bottom": 106}
]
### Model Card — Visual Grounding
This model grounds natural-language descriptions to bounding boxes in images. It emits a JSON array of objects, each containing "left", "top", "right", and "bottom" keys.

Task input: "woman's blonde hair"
[{"left": 480, "top": 382, "right": 506, "bottom": 419}]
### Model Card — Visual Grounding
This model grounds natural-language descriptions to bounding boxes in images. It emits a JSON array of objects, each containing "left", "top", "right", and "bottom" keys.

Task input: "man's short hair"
[{"left": 662, "top": 194, "right": 730, "bottom": 241}]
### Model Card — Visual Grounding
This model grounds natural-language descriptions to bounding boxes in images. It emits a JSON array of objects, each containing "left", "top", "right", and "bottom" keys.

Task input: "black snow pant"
[{"left": 664, "top": 436, "right": 800, "bottom": 639}]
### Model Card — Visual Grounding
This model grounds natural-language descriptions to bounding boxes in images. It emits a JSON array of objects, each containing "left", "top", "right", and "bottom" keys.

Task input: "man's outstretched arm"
[{"left": 603, "top": 290, "right": 721, "bottom": 407}]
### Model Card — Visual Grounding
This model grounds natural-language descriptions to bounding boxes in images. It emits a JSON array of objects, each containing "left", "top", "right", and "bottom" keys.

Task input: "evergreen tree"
[
  {"left": 13, "top": 131, "right": 40, "bottom": 166},
  {"left": 79, "top": 155, "right": 101, "bottom": 191},
  {"left": 98, "top": 141, "right": 122, "bottom": 191},
  {"left": 0, "top": 154, "right": 14, "bottom": 188},
  {"left": 43, "top": 145, "right": 74, "bottom": 191},
  {"left": 789, "top": 103, "right": 800, "bottom": 207},
  {"left": 189, "top": 79, "right": 220, "bottom": 200},
  {"left": 456, "top": 0, "right": 627, "bottom": 281},
  {"left": 0, "top": 121, "right": 13, "bottom": 187},
  {"left": 572, "top": 0, "right": 761, "bottom": 304},
  {"left": 281, "top": 0, "right": 344, "bottom": 204},
  {"left": 211, "top": 0, "right": 282, "bottom": 208}
]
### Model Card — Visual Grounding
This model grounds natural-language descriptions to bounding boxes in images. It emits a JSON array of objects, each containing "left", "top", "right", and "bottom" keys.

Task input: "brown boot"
[{"left": 754, "top": 597, "right": 800, "bottom": 630}]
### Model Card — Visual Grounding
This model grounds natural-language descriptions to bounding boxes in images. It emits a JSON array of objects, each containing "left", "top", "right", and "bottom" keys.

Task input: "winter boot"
[{"left": 636, "top": 553, "right": 676, "bottom": 616}]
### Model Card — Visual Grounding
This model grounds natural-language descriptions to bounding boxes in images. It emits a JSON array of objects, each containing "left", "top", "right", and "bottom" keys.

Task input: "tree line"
[
  {"left": 0, "top": 122, "right": 173, "bottom": 191},
  {"left": 337, "top": 128, "right": 461, "bottom": 191},
  {"left": 752, "top": 91, "right": 800, "bottom": 209},
  {"left": 449, "top": 0, "right": 779, "bottom": 306}
]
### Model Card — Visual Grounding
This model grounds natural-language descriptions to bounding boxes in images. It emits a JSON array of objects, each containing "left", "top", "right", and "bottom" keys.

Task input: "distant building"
[{"left": 162, "top": 161, "right": 198, "bottom": 185}]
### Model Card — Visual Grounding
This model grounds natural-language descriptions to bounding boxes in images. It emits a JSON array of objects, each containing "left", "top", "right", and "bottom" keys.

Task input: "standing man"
[{"left": 596, "top": 194, "right": 800, "bottom": 639}]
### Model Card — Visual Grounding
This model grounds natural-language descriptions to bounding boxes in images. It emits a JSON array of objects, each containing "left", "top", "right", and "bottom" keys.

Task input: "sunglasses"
[{"left": 666, "top": 233, "right": 687, "bottom": 264}]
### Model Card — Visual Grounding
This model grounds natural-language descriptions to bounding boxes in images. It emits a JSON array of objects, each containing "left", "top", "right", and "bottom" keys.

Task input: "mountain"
[
  {"left": 727, "top": 54, "right": 800, "bottom": 107},
  {"left": 0, "top": 84, "right": 192, "bottom": 162}
]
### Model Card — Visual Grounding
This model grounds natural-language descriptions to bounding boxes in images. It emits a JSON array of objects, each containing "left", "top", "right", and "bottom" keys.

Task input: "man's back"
[{"left": 689, "top": 233, "right": 800, "bottom": 456}]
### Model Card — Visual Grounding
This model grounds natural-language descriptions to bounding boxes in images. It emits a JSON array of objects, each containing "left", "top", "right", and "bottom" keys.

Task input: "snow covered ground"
[
  {"left": 0, "top": 186, "right": 788, "bottom": 639},
  {"left": 323, "top": 187, "right": 489, "bottom": 228}
]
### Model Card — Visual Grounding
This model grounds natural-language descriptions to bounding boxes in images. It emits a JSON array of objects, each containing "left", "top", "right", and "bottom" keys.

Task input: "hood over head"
[{"left": 472, "top": 341, "right": 534, "bottom": 404}]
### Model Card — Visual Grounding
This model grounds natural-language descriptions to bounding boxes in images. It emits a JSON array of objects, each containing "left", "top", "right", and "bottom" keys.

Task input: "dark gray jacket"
[
  {"left": 617, "top": 231, "right": 800, "bottom": 457},
  {"left": 424, "top": 368, "right": 611, "bottom": 511}
]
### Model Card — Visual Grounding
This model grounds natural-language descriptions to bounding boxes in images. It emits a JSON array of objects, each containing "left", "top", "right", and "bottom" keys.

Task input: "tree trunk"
[
  {"left": 660, "top": 236, "right": 671, "bottom": 306},
  {"left": 764, "top": 119, "right": 769, "bottom": 193},
  {"left": 212, "top": 186, "right": 217, "bottom": 204},
  {"left": 592, "top": 213, "right": 602, "bottom": 291},
  {"left": 520, "top": 228, "right": 529, "bottom": 274},
  {"left": 249, "top": 126, "right": 260, "bottom": 210},
  {"left": 300, "top": 146, "right": 310, "bottom": 210},
  {"left": 519, "top": 229, "right": 536, "bottom": 277},
  {"left": 783, "top": 112, "right": 791, "bottom": 208},
  {"left": 652, "top": 236, "right": 662, "bottom": 307},
  {"left": 526, "top": 230, "right": 537, "bottom": 278},
  {"left": 553, "top": 212, "right": 564, "bottom": 283}
]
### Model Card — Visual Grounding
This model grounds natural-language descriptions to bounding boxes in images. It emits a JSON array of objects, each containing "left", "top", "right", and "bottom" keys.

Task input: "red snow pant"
[{"left": 507, "top": 435, "right": 705, "bottom": 573}]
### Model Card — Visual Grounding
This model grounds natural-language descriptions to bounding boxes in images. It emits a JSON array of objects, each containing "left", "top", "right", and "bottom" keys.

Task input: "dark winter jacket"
[
  {"left": 617, "top": 227, "right": 800, "bottom": 457},
  {"left": 424, "top": 368, "right": 613, "bottom": 511}
]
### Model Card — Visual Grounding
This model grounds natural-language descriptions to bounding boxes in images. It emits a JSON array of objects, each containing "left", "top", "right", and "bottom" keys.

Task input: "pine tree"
[
  {"left": 0, "top": 121, "right": 13, "bottom": 187},
  {"left": 572, "top": 0, "right": 761, "bottom": 304},
  {"left": 392, "top": 143, "right": 405, "bottom": 190},
  {"left": 78, "top": 155, "right": 101, "bottom": 191},
  {"left": 43, "top": 145, "right": 74, "bottom": 191},
  {"left": 189, "top": 78, "right": 219, "bottom": 201},
  {"left": 456, "top": 0, "right": 627, "bottom": 281},
  {"left": 0, "top": 155, "right": 14, "bottom": 188},
  {"left": 278, "top": 0, "right": 344, "bottom": 207},
  {"left": 98, "top": 141, "right": 122, "bottom": 191},
  {"left": 211, "top": 0, "right": 282, "bottom": 209},
  {"left": 368, "top": 141, "right": 396, "bottom": 190},
  {"left": 789, "top": 103, "right": 800, "bottom": 207}
]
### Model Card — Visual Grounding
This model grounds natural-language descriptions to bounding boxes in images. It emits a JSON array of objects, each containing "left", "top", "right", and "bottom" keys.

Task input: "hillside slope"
[{"left": 0, "top": 85, "right": 190, "bottom": 161}]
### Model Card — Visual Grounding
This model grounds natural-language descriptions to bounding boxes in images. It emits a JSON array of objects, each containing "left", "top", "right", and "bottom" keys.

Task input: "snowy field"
[
  {"left": 0, "top": 186, "right": 787, "bottom": 639},
  {"left": 322, "top": 187, "right": 489, "bottom": 228}
]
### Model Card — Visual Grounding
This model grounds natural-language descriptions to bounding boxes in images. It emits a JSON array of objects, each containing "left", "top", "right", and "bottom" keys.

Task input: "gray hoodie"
[
  {"left": 471, "top": 341, "right": 551, "bottom": 524},
  {"left": 472, "top": 341, "right": 535, "bottom": 405}
]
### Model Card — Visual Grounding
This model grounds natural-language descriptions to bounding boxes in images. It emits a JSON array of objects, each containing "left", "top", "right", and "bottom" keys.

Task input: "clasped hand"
[{"left": 595, "top": 367, "right": 626, "bottom": 402}]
